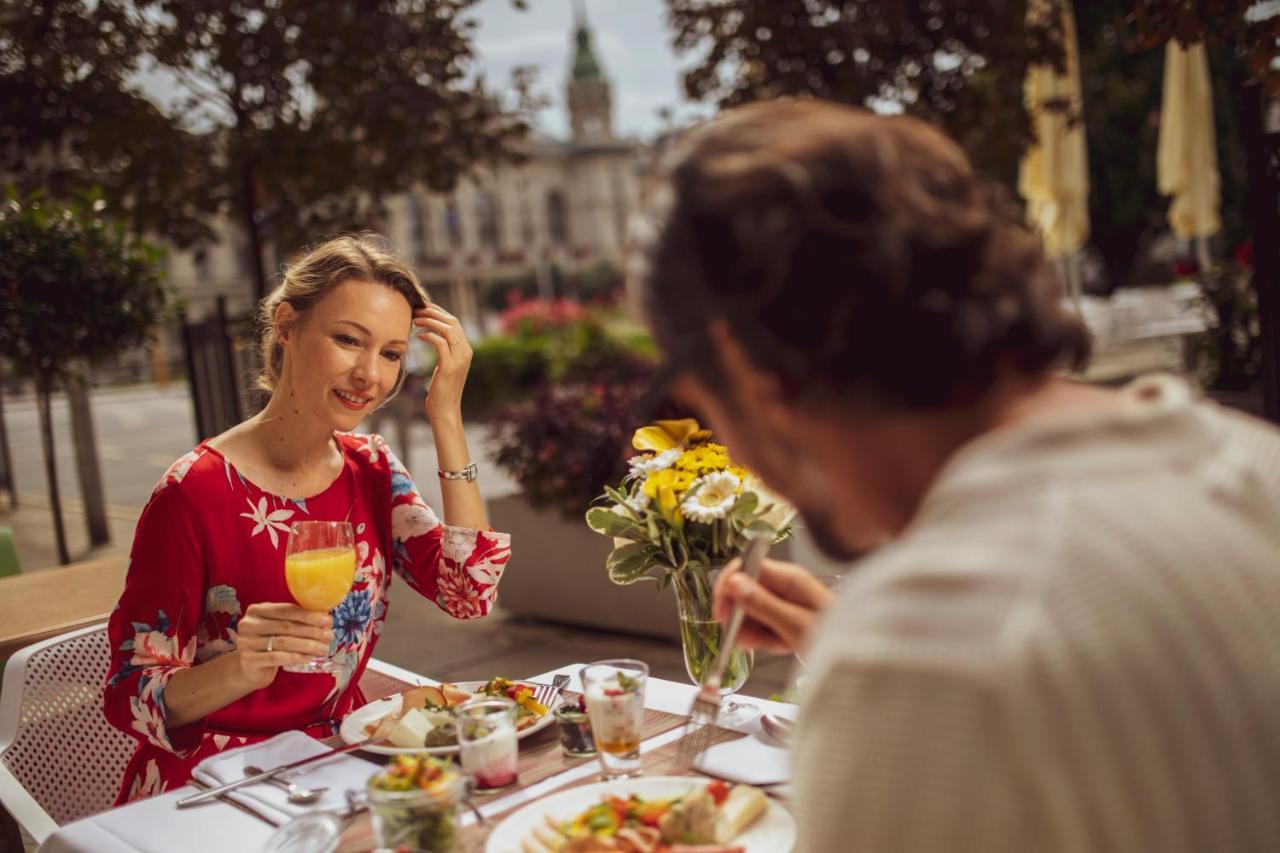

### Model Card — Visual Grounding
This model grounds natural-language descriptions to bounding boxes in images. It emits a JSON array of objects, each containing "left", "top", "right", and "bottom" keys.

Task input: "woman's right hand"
[
  {"left": 713, "top": 557, "right": 835, "bottom": 655},
  {"left": 234, "top": 603, "right": 334, "bottom": 689}
]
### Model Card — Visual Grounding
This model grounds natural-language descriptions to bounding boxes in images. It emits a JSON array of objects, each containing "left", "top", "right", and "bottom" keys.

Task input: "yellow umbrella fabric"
[
  {"left": 1018, "top": 0, "right": 1090, "bottom": 260},
  {"left": 1157, "top": 40, "right": 1221, "bottom": 242}
]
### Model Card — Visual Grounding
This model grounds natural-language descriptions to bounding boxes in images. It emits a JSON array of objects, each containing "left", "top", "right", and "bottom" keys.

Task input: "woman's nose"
[{"left": 350, "top": 353, "right": 377, "bottom": 388}]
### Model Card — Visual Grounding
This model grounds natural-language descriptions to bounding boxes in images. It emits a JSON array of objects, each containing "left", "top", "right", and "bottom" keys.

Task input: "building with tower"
[{"left": 160, "top": 1, "right": 652, "bottom": 340}]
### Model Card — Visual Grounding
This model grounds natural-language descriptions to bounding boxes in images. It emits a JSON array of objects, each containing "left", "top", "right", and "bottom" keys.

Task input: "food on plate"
[
  {"left": 363, "top": 677, "right": 554, "bottom": 748},
  {"left": 520, "top": 780, "right": 768, "bottom": 852},
  {"left": 367, "top": 754, "right": 463, "bottom": 852}
]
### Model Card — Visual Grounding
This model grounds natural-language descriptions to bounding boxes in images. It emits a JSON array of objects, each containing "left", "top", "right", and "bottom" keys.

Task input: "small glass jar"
[
  {"left": 455, "top": 695, "right": 519, "bottom": 793},
  {"left": 554, "top": 703, "right": 596, "bottom": 758},
  {"left": 367, "top": 771, "right": 463, "bottom": 852}
]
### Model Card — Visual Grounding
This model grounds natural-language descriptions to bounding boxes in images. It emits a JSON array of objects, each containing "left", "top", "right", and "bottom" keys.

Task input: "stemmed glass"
[{"left": 283, "top": 520, "right": 356, "bottom": 674}]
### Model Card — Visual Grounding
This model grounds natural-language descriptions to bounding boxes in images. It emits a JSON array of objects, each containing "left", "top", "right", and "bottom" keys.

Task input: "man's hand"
[{"left": 713, "top": 557, "right": 835, "bottom": 654}]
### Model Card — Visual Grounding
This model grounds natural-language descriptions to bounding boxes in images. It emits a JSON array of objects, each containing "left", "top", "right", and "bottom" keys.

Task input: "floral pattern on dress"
[
  {"left": 104, "top": 432, "right": 511, "bottom": 804},
  {"left": 239, "top": 496, "right": 295, "bottom": 547}
]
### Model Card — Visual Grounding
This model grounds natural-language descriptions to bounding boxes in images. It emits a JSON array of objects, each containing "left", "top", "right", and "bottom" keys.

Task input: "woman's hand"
[
  {"left": 234, "top": 603, "right": 333, "bottom": 690},
  {"left": 713, "top": 557, "right": 835, "bottom": 655},
  {"left": 414, "top": 305, "right": 473, "bottom": 423}
]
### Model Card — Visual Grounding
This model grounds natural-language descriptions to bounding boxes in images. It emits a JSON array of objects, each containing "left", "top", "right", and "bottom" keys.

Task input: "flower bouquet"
[{"left": 586, "top": 419, "right": 794, "bottom": 712}]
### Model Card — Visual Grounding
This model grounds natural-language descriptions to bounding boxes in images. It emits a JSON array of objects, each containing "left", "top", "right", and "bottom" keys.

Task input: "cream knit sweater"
[{"left": 793, "top": 375, "right": 1280, "bottom": 852}]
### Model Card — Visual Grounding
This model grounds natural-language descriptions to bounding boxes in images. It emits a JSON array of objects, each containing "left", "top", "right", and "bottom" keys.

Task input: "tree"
[
  {"left": 2, "top": 1, "right": 536, "bottom": 302},
  {"left": 664, "top": 0, "right": 1065, "bottom": 182},
  {"left": 143, "top": 0, "right": 535, "bottom": 301},
  {"left": 0, "top": 188, "right": 168, "bottom": 564},
  {"left": 0, "top": 0, "right": 216, "bottom": 247}
]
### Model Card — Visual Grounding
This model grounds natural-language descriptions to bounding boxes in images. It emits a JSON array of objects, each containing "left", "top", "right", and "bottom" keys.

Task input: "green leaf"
[
  {"left": 585, "top": 507, "right": 644, "bottom": 540},
  {"left": 731, "top": 492, "right": 759, "bottom": 521},
  {"left": 606, "top": 542, "right": 662, "bottom": 585}
]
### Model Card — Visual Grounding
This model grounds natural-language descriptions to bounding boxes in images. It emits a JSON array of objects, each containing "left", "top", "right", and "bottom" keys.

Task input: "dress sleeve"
[
  {"left": 380, "top": 436, "right": 510, "bottom": 620},
  {"left": 103, "top": 482, "right": 206, "bottom": 757}
]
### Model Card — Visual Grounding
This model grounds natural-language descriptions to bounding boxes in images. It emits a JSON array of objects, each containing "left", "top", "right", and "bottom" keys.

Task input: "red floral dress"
[{"left": 103, "top": 432, "right": 511, "bottom": 804}]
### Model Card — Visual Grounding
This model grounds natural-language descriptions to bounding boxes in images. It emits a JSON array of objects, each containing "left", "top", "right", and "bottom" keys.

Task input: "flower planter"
[{"left": 486, "top": 494, "right": 682, "bottom": 640}]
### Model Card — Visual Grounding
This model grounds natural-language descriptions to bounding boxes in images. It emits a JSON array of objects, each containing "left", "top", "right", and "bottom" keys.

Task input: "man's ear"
[
  {"left": 274, "top": 302, "right": 298, "bottom": 346},
  {"left": 707, "top": 319, "right": 791, "bottom": 430}
]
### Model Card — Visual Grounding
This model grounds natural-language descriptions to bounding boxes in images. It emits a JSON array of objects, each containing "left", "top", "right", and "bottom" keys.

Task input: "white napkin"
[
  {"left": 694, "top": 730, "right": 791, "bottom": 786},
  {"left": 191, "top": 731, "right": 380, "bottom": 826}
]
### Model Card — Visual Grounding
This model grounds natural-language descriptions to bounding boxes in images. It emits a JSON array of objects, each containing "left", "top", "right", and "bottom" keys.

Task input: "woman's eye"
[
  {"left": 334, "top": 334, "right": 358, "bottom": 346},
  {"left": 382, "top": 351, "right": 403, "bottom": 363}
]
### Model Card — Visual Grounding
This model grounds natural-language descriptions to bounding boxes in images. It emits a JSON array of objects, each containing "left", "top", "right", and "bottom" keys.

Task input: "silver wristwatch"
[{"left": 437, "top": 461, "right": 478, "bottom": 483}]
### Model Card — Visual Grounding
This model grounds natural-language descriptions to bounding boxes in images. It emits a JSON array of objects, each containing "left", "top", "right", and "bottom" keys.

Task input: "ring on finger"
[{"left": 266, "top": 636, "right": 276, "bottom": 653}]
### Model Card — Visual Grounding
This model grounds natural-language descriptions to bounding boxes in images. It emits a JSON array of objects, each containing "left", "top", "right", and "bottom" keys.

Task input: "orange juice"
[{"left": 285, "top": 547, "right": 356, "bottom": 611}]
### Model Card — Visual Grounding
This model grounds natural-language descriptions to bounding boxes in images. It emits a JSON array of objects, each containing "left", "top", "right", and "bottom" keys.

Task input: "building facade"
[{"left": 165, "top": 5, "right": 650, "bottom": 340}]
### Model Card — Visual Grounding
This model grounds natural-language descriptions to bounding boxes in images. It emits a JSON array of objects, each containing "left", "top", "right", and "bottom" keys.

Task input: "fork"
[
  {"left": 674, "top": 536, "right": 770, "bottom": 768},
  {"left": 531, "top": 673, "right": 570, "bottom": 707}
]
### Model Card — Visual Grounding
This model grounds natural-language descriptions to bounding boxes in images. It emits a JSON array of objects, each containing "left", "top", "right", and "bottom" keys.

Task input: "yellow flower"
[
  {"left": 632, "top": 419, "right": 713, "bottom": 453},
  {"left": 675, "top": 443, "right": 732, "bottom": 476},
  {"left": 641, "top": 468, "right": 694, "bottom": 525}
]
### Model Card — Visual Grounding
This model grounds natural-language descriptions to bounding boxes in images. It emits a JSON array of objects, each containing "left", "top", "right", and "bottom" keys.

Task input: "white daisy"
[
  {"left": 682, "top": 471, "right": 741, "bottom": 523},
  {"left": 628, "top": 449, "right": 679, "bottom": 478}
]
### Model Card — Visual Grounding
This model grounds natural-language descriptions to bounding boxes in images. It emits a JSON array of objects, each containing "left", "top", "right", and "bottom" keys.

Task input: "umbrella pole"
[{"left": 1194, "top": 236, "right": 1213, "bottom": 274}]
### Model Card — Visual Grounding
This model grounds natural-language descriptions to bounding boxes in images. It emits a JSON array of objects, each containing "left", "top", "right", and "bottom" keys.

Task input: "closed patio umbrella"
[
  {"left": 1018, "top": 0, "right": 1090, "bottom": 316},
  {"left": 1157, "top": 40, "right": 1221, "bottom": 272}
]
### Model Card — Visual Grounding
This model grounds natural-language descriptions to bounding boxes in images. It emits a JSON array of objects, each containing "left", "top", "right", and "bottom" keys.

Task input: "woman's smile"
[{"left": 333, "top": 388, "right": 373, "bottom": 411}]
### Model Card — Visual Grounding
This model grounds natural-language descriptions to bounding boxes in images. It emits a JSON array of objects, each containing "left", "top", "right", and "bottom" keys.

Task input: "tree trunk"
[
  {"left": 35, "top": 379, "right": 70, "bottom": 565},
  {"left": 67, "top": 361, "right": 109, "bottom": 546},
  {"left": 240, "top": 161, "right": 270, "bottom": 304},
  {"left": 0, "top": 366, "right": 14, "bottom": 509}
]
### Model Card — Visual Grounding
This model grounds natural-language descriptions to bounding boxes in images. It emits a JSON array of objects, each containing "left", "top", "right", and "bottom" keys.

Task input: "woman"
[{"left": 103, "top": 234, "right": 510, "bottom": 803}]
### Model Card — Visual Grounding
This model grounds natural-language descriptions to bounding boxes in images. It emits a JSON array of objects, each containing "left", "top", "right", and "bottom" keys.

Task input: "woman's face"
[{"left": 280, "top": 279, "right": 413, "bottom": 432}]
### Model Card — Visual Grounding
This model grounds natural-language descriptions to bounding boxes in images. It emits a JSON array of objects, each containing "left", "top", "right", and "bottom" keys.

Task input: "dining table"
[{"left": 37, "top": 662, "right": 798, "bottom": 853}]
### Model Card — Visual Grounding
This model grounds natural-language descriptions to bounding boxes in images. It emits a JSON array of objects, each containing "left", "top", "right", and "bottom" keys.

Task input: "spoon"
[
  {"left": 760, "top": 713, "right": 794, "bottom": 745},
  {"left": 244, "top": 764, "right": 329, "bottom": 805}
]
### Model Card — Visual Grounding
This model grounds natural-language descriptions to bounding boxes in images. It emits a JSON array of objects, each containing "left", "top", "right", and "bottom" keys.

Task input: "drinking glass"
[
  {"left": 580, "top": 659, "right": 648, "bottom": 779},
  {"left": 283, "top": 520, "right": 356, "bottom": 674},
  {"left": 455, "top": 696, "right": 519, "bottom": 793}
]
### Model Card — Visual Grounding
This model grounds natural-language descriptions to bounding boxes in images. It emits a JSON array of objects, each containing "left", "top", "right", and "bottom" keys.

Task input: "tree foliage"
[
  {"left": 0, "top": 0, "right": 216, "bottom": 245},
  {"left": 0, "top": 188, "right": 168, "bottom": 388},
  {"left": 2, "top": 0, "right": 536, "bottom": 298},
  {"left": 665, "top": 0, "right": 1065, "bottom": 181},
  {"left": 0, "top": 187, "right": 168, "bottom": 562}
]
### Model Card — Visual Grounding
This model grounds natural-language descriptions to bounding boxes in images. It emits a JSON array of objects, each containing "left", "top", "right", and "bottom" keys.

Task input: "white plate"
[
  {"left": 484, "top": 776, "right": 796, "bottom": 853},
  {"left": 339, "top": 680, "right": 563, "bottom": 756}
]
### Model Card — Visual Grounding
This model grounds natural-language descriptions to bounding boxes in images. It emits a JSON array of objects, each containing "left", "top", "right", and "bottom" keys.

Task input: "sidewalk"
[{"left": 0, "top": 492, "right": 137, "bottom": 573}]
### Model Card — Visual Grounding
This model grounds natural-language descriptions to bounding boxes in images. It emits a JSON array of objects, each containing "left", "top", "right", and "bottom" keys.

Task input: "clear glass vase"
[{"left": 671, "top": 564, "right": 757, "bottom": 727}]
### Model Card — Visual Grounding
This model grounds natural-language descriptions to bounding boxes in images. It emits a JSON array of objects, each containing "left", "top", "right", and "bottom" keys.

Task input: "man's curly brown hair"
[{"left": 632, "top": 99, "right": 1089, "bottom": 411}]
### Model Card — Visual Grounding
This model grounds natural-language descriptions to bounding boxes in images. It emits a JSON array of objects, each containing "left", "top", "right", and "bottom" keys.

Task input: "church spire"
[{"left": 566, "top": 0, "right": 612, "bottom": 140}]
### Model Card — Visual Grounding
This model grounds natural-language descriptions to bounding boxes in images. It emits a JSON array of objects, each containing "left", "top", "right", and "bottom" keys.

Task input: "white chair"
[
  {"left": 0, "top": 622, "right": 133, "bottom": 844},
  {"left": 0, "top": 621, "right": 427, "bottom": 844}
]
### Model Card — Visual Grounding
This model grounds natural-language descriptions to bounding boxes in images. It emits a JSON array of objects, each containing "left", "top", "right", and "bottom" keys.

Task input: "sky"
[{"left": 466, "top": 0, "right": 711, "bottom": 140}]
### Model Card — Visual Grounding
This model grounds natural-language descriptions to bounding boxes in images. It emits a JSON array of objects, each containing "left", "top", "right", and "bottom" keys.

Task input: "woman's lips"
[{"left": 333, "top": 389, "right": 370, "bottom": 410}]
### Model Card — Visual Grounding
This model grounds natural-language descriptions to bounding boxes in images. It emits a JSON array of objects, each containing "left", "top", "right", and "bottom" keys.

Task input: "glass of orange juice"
[{"left": 283, "top": 520, "right": 356, "bottom": 674}]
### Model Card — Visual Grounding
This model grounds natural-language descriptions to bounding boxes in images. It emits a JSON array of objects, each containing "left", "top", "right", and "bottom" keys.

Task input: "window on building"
[
  {"left": 445, "top": 197, "right": 463, "bottom": 245},
  {"left": 546, "top": 191, "right": 569, "bottom": 246},
  {"left": 193, "top": 247, "right": 209, "bottom": 281},
  {"left": 408, "top": 194, "right": 430, "bottom": 263},
  {"left": 477, "top": 191, "right": 501, "bottom": 250}
]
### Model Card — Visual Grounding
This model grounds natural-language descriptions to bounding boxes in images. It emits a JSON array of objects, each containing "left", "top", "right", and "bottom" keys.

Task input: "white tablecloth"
[{"left": 38, "top": 664, "right": 794, "bottom": 853}]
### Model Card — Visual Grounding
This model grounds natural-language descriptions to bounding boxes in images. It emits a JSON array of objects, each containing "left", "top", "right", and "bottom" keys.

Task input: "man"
[{"left": 631, "top": 99, "right": 1280, "bottom": 852}]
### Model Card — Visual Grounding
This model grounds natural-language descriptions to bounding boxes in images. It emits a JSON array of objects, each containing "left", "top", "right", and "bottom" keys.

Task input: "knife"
[{"left": 176, "top": 715, "right": 396, "bottom": 809}]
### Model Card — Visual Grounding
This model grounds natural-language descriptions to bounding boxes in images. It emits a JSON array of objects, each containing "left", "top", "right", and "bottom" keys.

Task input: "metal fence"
[{"left": 179, "top": 295, "right": 256, "bottom": 443}]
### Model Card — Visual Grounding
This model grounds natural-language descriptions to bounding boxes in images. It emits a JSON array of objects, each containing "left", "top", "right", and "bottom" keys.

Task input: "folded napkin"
[
  {"left": 694, "top": 730, "right": 791, "bottom": 786},
  {"left": 191, "top": 731, "right": 380, "bottom": 826}
]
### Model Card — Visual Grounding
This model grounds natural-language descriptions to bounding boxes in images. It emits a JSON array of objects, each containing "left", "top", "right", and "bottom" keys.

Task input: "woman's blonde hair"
[{"left": 256, "top": 233, "right": 430, "bottom": 398}]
